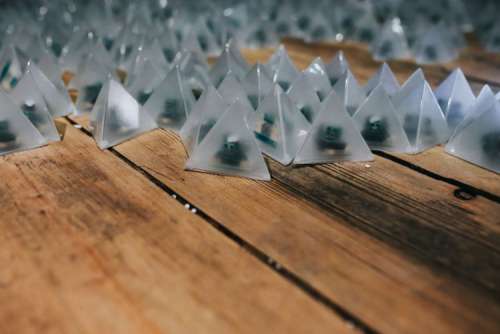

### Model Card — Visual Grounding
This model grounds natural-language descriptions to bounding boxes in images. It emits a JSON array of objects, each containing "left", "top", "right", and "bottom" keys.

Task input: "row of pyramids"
[{"left": 0, "top": 41, "right": 498, "bottom": 180}]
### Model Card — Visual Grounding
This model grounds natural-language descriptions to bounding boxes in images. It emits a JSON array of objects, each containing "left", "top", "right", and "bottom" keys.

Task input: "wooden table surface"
[{"left": 1, "top": 38, "right": 500, "bottom": 334}]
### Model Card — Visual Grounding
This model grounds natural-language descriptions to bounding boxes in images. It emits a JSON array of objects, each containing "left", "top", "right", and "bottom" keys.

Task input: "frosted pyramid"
[
  {"left": 185, "top": 101, "right": 271, "bottom": 181},
  {"left": 68, "top": 53, "right": 113, "bottom": 114},
  {"left": 242, "top": 63, "right": 274, "bottom": 111},
  {"left": 209, "top": 40, "right": 250, "bottom": 86},
  {"left": 395, "top": 80, "right": 449, "bottom": 153},
  {"left": 325, "top": 51, "right": 350, "bottom": 86},
  {"left": 90, "top": 79, "right": 157, "bottom": 149},
  {"left": 142, "top": 65, "right": 195, "bottom": 132},
  {"left": 414, "top": 25, "right": 458, "bottom": 65},
  {"left": 248, "top": 85, "right": 310, "bottom": 165},
  {"left": 434, "top": 68, "right": 475, "bottom": 132},
  {"left": 271, "top": 46, "right": 300, "bottom": 92},
  {"left": 287, "top": 73, "right": 322, "bottom": 124},
  {"left": 173, "top": 51, "right": 211, "bottom": 100},
  {"left": 446, "top": 100, "right": 500, "bottom": 173},
  {"left": 365, "top": 63, "right": 400, "bottom": 96},
  {"left": 127, "top": 59, "right": 165, "bottom": 105},
  {"left": 372, "top": 18, "right": 411, "bottom": 61},
  {"left": 217, "top": 72, "right": 254, "bottom": 114},
  {"left": 303, "top": 57, "right": 332, "bottom": 101},
  {"left": 450, "top": 85, "right": 496, "bottom": 142},
  {"left": 10, "top": 71, "right": 60, "bottom": 142},
  {"left": 392, "top": 69, "right": 426, "bottom": 109},
  {"left": 0, "top": 90, "right": 47, "bottom": 156},
  {"left": 353, "top": 84, "right": 411, "bottom": 152},
  {"left": 180, "top": 85, "right": 229, "bottom": 155},
  {"left": 332, "top": 69, "right": 366, "bottom": 116},
  {"left": 295, "top": 90, "right": 373, "bottom": 165}
]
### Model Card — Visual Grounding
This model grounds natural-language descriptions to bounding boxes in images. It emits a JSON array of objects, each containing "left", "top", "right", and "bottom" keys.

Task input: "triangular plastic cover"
[
  {"left": 185, "top": 101, "right": 271, "bottom": 181},
  {"left": 365, "top": 63, "right": 400, "bottom": 96},
  {"left": 434, "top": 68, "right": 475, "bottom": 132},
  {"left": 242, "top": 63, "right": 274, "bottom": 110},
  {"left": 353, "top": 84, "right": 411, "bottom": 152},
  {"left": 446, "top": 101, "right": 500, "bottom": 173},
  {"left": 272, "top": 47, "right": 300, "bottom": 92},
  {"left": 180, "top": 85, "right": 229, "bottom": 155},
  {"left": 450, "top": 85, "right": 496, "bottom": 141},
  {"left": 325, "top": 51, "right": 350, "bottom": 86},
  {"left": 396, "top": 81, "right": 449, "bottom": 153},
  {"left": 332, "top": 69, "right": 366, "bottom": 116},
  {"left": 217, "top": 72, "right": 254, "bottom": 113},
  {"left": 69, "top": 53, "right": 113, "bottom": 114},
  {"left": 287, "top": 73, "right": 322, "bottom": 124},
  {"left": 392, "top": 68, "right": 426, "bottom": 110},
  {"left": 248, "top": 86, "right": 310, "bottom": 165},
  {"left": 414, "top": 25, "right": 458, "bottom": 65},
  {"left": 127, "top": 59, "right": 165, "bottom": 105},
  {"left": 90, "top": 79, "right": 157, "bottom": 149},
  {"left": 173, "top": 50, "right": 211, "bottom": 98},
  {"left": 372, "top": 18, "right": 411, "bottom": 61},
  {"left": 303, "top": 57, "right": 332, "bottom": 101},
  {"left": 294, "top": 90, "right": 373, "bottom": 165},
  {"left": 0, "top": 90, "right": 47, "bottom": 156},
  {"left": 209, "top": 41, "right": 250, "bottom": 86},
  {"left": 142, "top": 65, "right": 195, "bottom": 132},
  {"left": 265, "top": 45, "right": 286, "bottom": 74},
  {"left": 10, "top": 72, "right": 60, "bottom": 142}
]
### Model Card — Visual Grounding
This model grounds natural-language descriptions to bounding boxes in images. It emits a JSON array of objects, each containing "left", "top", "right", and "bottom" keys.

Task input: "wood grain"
[
  {"left": 0, "top": 123, "right": 354, "bottom": 334},
  {"left": 89, "top": 126, "right": 500, "bottom": 334}
]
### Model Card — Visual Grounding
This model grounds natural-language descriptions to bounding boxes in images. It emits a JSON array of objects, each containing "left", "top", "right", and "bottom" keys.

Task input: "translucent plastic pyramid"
[
  {"left": 364, "top": 63, "right": 400, "bottom": 96},
  {"left": 185, "top": 100, "right": 271, "bottom": 181},
  {"left": 139, "top": 38, "right": 169, "bottom": 71},
  {"left": 182, "top": 19, "right": 219, "bottom": 56},
  {"left": 10, "top": 71, "right": 60, "bottom": 143},
  {"left": 446, "top": 100, "right": 500, "bottom": 173},
  {"left": 450, "top": 85, "right": 496, "bottom": 142},
  {"left": 353, "top": 11, "right": 379, "bottom": 44},
  {"left": 307, "top": 12, "right": 336, "bottom": 43},
  {"left": 325, "top": 51, "right": 350, "bottom": 86},
  {"left": 414, "top": 25, "right": 458, "bottom": 65},
  {"left": 271, "top": 46, "right": 300, "bottom": 92},
  {"left": 303, "top": 57, "right": 332, "bottom": 101},
  {"left": 372, "top": 18, "right": 411, "bottom": 61},
  {"left": 392, "top": 69, "right": 426, "bottom": 109},
  {"left": 287, "top": 73, "right": 322, "bottom": 124},
  {"left": 295, "top": 90, "right": 373, "bottom": 165},
  {"left": 265, "top": 45, "right": 286, "bottom": 74},
  {"left": 395, "top": 80, "right": 449, "bottom": 153},
  {"left": 0, "top": 44, "right": 28, "bottom": 91},
  {"left": 247, "top": 85, "right": 310, "bottom": 165},
  {"left": 127, "top": 59, "right": 165, "bottom": 105},
  {"left": 242, "top": 63, "right": 274, "bottom": 111},
  {"left": 142, "top": 65, "right": 195, "bottom": 132},
  {"left": 180, "top": 85, "right": 229, "bottom": 155},
  {"left": 90, "top": 79, "right": 157, "bottom": 149},
  {"left": 434, "top": 68, "right": 475, "bottom": 132},
  {"left": 332, "top": 69, "right": 366, "bottom": 116},
  {"left": 173, "top": 51, "right": 211, "bottom": 100},
  {"left": 209, "top": 40, "right": 250, "bottom": 86},
  {"left": 353, "top": 84, "right": 411, "bottom": 152},
  {"left": 0, "top": 90, "right": 47, "bottom": 156},
  {"left": 217, "top": 72, "right": 254, "bottom": 114},
  {"left": 68, "top": 53, "right": 113, "bottom": 114}
]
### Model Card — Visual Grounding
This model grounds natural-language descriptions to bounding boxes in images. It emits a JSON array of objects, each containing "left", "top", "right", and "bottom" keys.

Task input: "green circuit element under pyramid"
[
  {"left": 0, "top": 120, "right": 17, "bottom": 148},
  {"left": 216, "top": 135, "right": 248, "bottom": 167},
  {"left": 361, "top": 116, "right": 390, "bottom": 143},
  {"left": 316, "top": 125, "right": 347, "bottom": 151}
]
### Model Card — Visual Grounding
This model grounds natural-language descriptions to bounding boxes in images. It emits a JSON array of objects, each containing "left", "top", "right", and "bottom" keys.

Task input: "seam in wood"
[{"left": 64, "top": 117, "right": 377, "bottom": 334}]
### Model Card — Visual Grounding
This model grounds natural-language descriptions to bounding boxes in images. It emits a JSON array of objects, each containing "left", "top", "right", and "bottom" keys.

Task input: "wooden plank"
[
  {"left": 261, "top": 40, "right": 500, "bottom": 196},
  {"left": 88, "top": 124, "right": 500, "bottom": 334},
  {"left": 0, "top": 123, "right": 354, "bottom": 334}
]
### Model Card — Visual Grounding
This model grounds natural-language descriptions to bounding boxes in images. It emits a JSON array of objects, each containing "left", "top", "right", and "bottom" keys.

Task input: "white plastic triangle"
[
  {"left": 10, "top": 71, "right": 60, "bottom": 142},
  {"left": 353, "top": 84, "right": 411, "bottom": 152},
  {"left": 209, "top": 41, "right": 250, "bottom": 86},
  {"left": 242, "top": 63, "right": 274, "bottom": 111},
  {"left": 272, "top": 47, "right": 300, "bottom": 92},
  {"left": 392, "top": 68, "right": 426, "bottom": 110},
  {"left": 332, "top": 69, "right": 366, "bottom": 116},
  {"left": 217, "top": 72, "right": 254, "bottom": 113},
  {"left": 180, "top": 85, "right": 229, "bottom": 155},
  {"left": 127, "top": 59, "right": 165, "bottom": 105},
  {"left": 294, "top": 90, "right": 373, "bottom": 165},
  {"left": 434, "top": 68, "right": 475, "bottom": 132},
  {"left": 287, "top": 73, "right": 322, "bottom": 124},
  {"left": 303, "top": 57, "right": 332, "bottom": 101},
  {"left": 90, "top": 79, "right": 157, "bottom": 149},
  {"left": 325, "top": 51, "right": 350, "bottom": 86},
  {"left": 372, "top": 18, "right": 411, "bottom": 61},
  {"left": 142, "top": 65, "right": 195, "bottom": 132},
  {"left": 365, "top": 63, "right": 400, "bottom": 96},
  {"left": 248, "top": 86, "right": 310, "bottom": 165},
  {"left": 0, "top": 90, "right": 47, "bottom": 156},
  {"left": 186, "top": 100, "right": 271, "bottom": 181}
]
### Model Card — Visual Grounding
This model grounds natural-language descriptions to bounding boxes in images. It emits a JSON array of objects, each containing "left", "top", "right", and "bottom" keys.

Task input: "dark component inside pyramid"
[
  {"left": 22, "top": 101, "right": 44, "bottom": 125},
  {"left": 254, "top": 113, "right": 278, "bottom": 148},
  {"left": 216, "top": 135, "right": 248, "bottom": 167},
  {"left": 137, "top": 90, "right": 153, "bottom": 105},
  {"left": 316, "top": 125, "right": 347, "bottom": 151},
  {"left": 362, "top": 116, "right": 389, "bottom": 143},
  {"left": 83, "top": 82, "right": 103, "bottom": 105},
  {"left": 0, "top": 120, "right": 17, "bottom": 149},
  {"left": 192, "top": 88, "right": 203, "bottom": 101},
  {"left": 278, "top": 80, "right": 290, "bottom": 92},
  {"left": 482, "top": 131, "right": 500, "bottom": 160},
  {"left": 198, "top": 118, "right": 217, "bottom": 144},
  {"left": 248, "top": 94, "right": 259, "bottom": 110},
  {"left": 158, "top": 98, "right": 185, "bottom": 127},
  {"left": 300, "top": 105, "right": 314, "bottom": 123}
]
